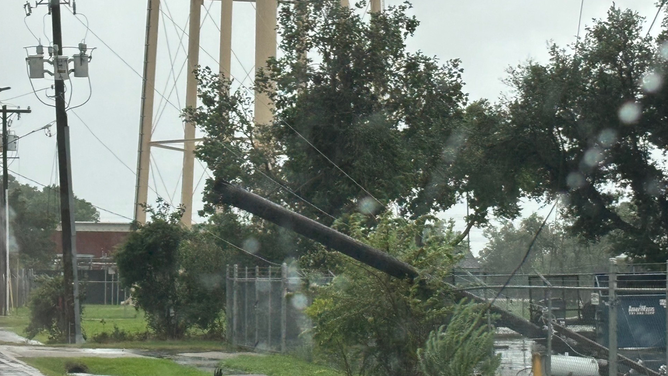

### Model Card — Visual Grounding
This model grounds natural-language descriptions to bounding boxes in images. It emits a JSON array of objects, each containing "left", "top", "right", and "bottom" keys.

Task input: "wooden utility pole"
[
  {"left": 1, "top": 105, "right": 31, "bottom": 316},
  {"left": 49, "top": 0, "right": 83, "bottom": 344},
  {"left": 134, "top": 0, "right": 161, "bottom": 224}
]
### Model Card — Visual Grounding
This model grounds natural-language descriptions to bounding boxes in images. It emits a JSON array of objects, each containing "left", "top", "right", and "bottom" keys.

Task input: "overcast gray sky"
[{"left": 0, "top": 0, "right": 662, "bottom": 253}]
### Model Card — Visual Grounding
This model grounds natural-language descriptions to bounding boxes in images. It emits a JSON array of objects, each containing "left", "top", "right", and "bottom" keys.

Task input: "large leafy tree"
[
  {"left": 116, "top": 202, "right": 231, "bottom": 338},
  {"left": 304, "top": 213, "right": 468, "bottom": 376},
  {"left": 479, "top": 213, "right": 612, "bottom": 274},
  {"left": 190, "top": 1, "right": 483, "bottom": 224},
  {"left": 483, "top": 6, "right": 668, "bottom": 261},
  {"left": 8, "top": 177, "right": 99, "bottom": 268},
  {"left": 188, "top": 1, "right": 531, "bottom": 262}
]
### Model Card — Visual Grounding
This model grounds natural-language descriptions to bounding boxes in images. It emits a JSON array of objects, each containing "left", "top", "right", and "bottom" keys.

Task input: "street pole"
[
  {"left": 3, "top": 107, "right": 7, "bottom": 317},
  {"left": 1, "top": 104, "right": 30, "bottom": 316},
  {"left": 49, "top": 0, "right": 83, "bottom": 344},
  {"left": 609, "top": 259, "right": 617, "bottom": 376},
  {"left": 1, "top": 106, "right": 6, "bottom": 317}
]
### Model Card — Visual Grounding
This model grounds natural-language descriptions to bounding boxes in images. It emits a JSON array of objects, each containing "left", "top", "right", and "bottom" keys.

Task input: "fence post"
[
  {"left": 267, "top": 266, "right": 272, "bottom": 350},
  {"left": 281, "top": 262, "right": 287, "bottom": 353},
  {"left": 255, "top": 265, "right": 260, "bottom": 348},
  {"left": 245, "top": 266, "right": 249, "bottom": 346},
  {"left": 546, "top": 286, "right": 552, "bottom": 376},
  {"left": 609, "top": 258, "right": 617, "bottom": 376},
  {"left": 226, "top": 265, "right": 231, "bottom": 345},
  {"left": 233, "top": 264, "right": 239, "bottom": 347}
]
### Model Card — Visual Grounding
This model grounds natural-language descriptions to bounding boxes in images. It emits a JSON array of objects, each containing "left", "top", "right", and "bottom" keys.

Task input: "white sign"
[{"left": 628, "top": 305, "right": 655, "bottom": 316}]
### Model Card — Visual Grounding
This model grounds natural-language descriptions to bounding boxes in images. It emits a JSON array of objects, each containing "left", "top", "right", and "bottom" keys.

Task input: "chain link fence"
[
  {"left": 226, "top": 264, "right": 322, "bottom": 353},
  {"left": 454, "top": 262, "right": 668, "bottom": 375},
  {"left": 227, "top": 262, "right": 668, "bottom": 375}
]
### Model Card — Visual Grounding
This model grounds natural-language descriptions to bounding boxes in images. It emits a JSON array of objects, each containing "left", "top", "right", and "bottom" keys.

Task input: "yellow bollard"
[{"left": 532, "top": 353, "right": 543, "bottom": 376}]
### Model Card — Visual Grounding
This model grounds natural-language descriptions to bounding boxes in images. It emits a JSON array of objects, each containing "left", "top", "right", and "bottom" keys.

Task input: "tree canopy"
[
  {"left": 188, "top": 0, "right": 523, "bottom": 243},
  {"left": 479, "top": 213, "right": 611, "bottom": 274},
  {"left": 8, "top": 176, "right": 99, "bottom": 268},
  {"left": 480, "top": 6, "right": 668, "bottom": 261}
]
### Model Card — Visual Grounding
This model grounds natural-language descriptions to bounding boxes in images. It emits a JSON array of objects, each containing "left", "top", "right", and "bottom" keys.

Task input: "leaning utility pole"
[
  {"left": 1, "top": 103, "right": 31, "bottom": 316},
  {"left": 49, "top": 0, "right": 83, "bottom": 344}
]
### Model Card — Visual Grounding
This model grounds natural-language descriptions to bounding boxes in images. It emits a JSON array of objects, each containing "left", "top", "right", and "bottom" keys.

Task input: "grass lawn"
[
  {"left": 21, "top": 357, "right": 209, "bottom": 376},
  {"left": 82, "top": 304, "right": 147, "bottom": 337},
  {"left": 222, "top": 354, "right": 343, "bottom": 376},
  {"left": 0, "top": 305, "right": 226, "bottom": 351}
]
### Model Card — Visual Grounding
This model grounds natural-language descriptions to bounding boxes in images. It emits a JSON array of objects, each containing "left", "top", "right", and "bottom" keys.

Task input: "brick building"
[{"left": 52, "top": 222, "right": 131, "bottom": 268}]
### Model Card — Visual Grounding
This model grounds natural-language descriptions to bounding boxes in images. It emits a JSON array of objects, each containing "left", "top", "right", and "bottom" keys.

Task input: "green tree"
[
  {"left": 479, "top": 213, "right": 611, "bottom": 274},
  {"left": 486, "top": 5, "right": 668, "bottom": 261},
  {"left": 25, "top": 275, "right": 84, "bottom": 342},
  {"left": 304, "top": 214, "right": 462, "bottom": 376},
  {"left": 115, "top": 201, "right": 231, "bottom": 338},
  {"left": 188, "top": 1, "right": 506, "bottom": 226},
  {"left": 115, "top": 202, "right": 189, "bottom": 338},
  {"left": 8, "top": 177, "right": 99, "bottom": 268},
  {"left": 178, "top": 230, "right": 228, "bottom": 335}
]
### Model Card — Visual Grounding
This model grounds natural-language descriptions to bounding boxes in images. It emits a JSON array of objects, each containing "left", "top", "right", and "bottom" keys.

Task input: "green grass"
[
  {"left": 0, "top": 307, "right": 35, "bottom": 339},
  {"left": 222, "top": 354, "right": 343, "bottom": 376},
  {"left": 81, "top": 339, "right": 228, "bottom": 351},
  {"left": 0, "top": 305, "right": 147, "bottom": 344},
  {"left": 21, "top": 357, "right": 209, "bottom": 376},
  {"left": 0, "top": 305, "right": 226, "bottom": 351},
  {"left": 81, "top": 304, "right": 148, "bottom": 337}
]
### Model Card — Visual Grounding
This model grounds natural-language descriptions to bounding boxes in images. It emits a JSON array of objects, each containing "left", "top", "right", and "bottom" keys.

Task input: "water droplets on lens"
[
  {"left": 242, "top": 237, "right": 260, "bottom": 254},
  {"left": 618, "top": 102, "right": 641, "bottom": 125},
  {"left": 641, "top": 71, "right": 663, "bottom": 93},
  {"left": 567, "top": 172, "right": 585, "bottom": 189},
  {"left": 291, "top": 293, "right": 308, "bottom": 310},
  {"left": 358, "top": 196, "right": 379, "bottom": 215},
  {"left": 598, "top": 129, "right": 617, "bottom": 148},
  {"left": 583, "top": 147, "right": 603, "bottom": 167}
]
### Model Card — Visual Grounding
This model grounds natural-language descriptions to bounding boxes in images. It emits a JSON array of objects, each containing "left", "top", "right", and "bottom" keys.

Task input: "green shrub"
[
  {"left": 304, "top": 214, "right": 461, "bottom": 376},
  {"left": 90, "top": 325, "right": 134, "bottom": 343},
  {"left": 26, "top": 275, "right": 84, "bottom": 343},
  {"left": 418, "top": 301, "right": 500, "bottom": 376},
  {"left": 116, "top": 201, "right": 229, "bottom": 339}
]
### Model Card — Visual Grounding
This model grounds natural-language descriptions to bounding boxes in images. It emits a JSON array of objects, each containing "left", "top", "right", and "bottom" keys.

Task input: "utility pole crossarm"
[{"left": 1, "top": 109, "right": 32, "bottom": 114}]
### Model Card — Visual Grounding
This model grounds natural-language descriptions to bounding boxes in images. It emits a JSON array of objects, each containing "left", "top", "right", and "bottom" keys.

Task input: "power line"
[
  {"left": 7, "top": 169, "right": 133, "bottom": 221},
  {"left": 15, "top": 121, "right": 54, "bottom": 141},
  {"left": 64, "top": 5, "right": 181, "bottom": 113},
  {"left": 0, "top": 87, "right": 50, "bottom": 103},
  {"left": 69, "top": 110, "right": 135, "bottom": 176},
  {"left": 576, "top": 0, "right": 584, "bottom": 42},
  {"left": 489, "top": 199, "right": 560, "bottom": 306},
  {"left": 203, "top": 230, "right": 280, "bottom": 266},
  {"left": 647, "top": 0, "right": 667, "bottom": 38},
  {"left": 69, "top": 110, "right": 165, "bottom": 201}
]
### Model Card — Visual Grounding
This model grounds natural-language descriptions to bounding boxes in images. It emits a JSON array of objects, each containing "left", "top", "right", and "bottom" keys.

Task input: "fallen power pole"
[{"left": 209, "top": 177, "right": 659, "bottom": 376}]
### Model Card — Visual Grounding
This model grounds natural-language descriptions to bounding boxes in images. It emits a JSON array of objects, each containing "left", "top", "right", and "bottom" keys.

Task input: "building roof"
[{"left": 55, "top": 222, "right": 132, "bottom": 232}]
